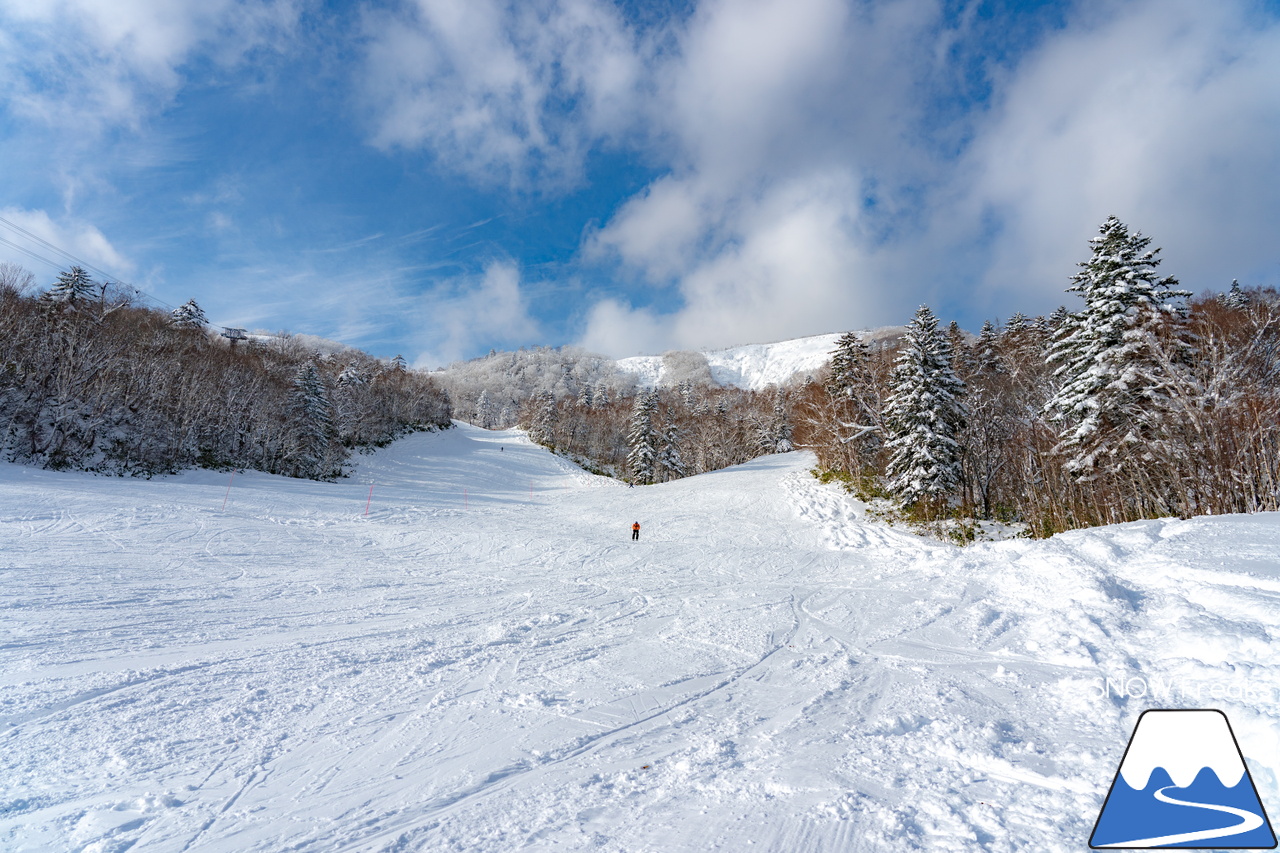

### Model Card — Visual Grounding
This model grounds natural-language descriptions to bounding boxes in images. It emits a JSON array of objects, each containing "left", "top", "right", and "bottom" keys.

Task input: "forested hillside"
[
  {"left": 0, "top": 264, "right": 451, "bottom": 479},
  {"left": 799, "top": 218, "right": 1280, "bottom": 536},
  {"left": 518, "top": 381, "right": 795, "bottom": 483},
  {"left": 434, "top": 345, "right": 637, "bottom": 431},
  {"left": 441, "top": 217, "right": 1279, "bottom": 538},
  {"left": 6, "top": 215, "right": 1276, "bottom": 536}
]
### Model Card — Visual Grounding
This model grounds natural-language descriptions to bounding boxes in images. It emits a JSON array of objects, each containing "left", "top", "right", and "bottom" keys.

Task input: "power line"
[
  {"left": 0, "top": 234, "right": 67, "bottom": 272},
  {"left": 0, "top": 216, "right": 184, "bottom": 315},
  {"left": 0, "top": 214, "right": 127, "bottom": 288},
  {"left": 0, "top": 215, "right": 265, "bottom": 337}
]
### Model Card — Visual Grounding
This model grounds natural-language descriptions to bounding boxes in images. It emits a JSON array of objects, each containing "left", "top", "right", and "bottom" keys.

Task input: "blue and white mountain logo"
[{"left": 1091, "top": 709, "right": 1276, "bottom": 849}]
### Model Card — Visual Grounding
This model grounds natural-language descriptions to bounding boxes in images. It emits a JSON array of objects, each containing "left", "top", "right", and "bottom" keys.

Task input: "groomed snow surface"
[{"left": 3, "top": 423, "right": 1279, "bottom": 852}]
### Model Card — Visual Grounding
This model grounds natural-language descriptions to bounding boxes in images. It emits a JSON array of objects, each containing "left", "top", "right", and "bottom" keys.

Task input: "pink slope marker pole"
[
  {"left": 365, "top": 484, "right": 374, "bottom": 516},
  {"left": 221, "top": 471, "right": 234, "bottom": 512}
]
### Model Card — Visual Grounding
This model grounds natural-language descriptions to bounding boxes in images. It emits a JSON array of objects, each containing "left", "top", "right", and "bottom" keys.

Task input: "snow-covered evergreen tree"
[
  {"left": 884, "top": 305, "right": 967, "bottom": 507},
  {"left": 1044, "top": 216, "right": 1192, "bottom": 479},
  {"left": 337, "top": 363, "right": 368, "bottom": 387},
  {"left": 577, "top": 384, "right": 594, "bottom": 408},
  {"left": 824, "top": 330, "right": 882, "bottom": 467},
  {"left": 774, "top": 395, "right": 794, "bottom": 453},
  {"left": 528, "top": 392, "right": 556, "bottom": 445},
  {"left": 947, "top": 320, "right": 975, "bottom": 376},
  {"left": 677, "top": 379, "right": 698, "bottom": 409},
  {"left": 826, "top": 331, "right": 870, "bottom": 400},
  {"left": 594, "top": 384, "right": 611, "bottom": 408},
  {"left": 974, "top": 320, "right": 1003, "bottom": 375},
  {"left": 475, "top": 390, "right": 493, "bottom": 428},
  {"left": 45, "top": 267, "right": 96, "bottom": 305},
  {"left": 626, "top": 391, "right": 659, "bottom": 484},
  {"left": 170, "top": 299, "right": 208, "bottom": 329},
  {"left": 289, "top": 363, "right": 341, "bottom": 479},
  {"left": 657, "top": 415, "right": 687, "bottom": 482},
  {"left": 1222, "top": 279, "right": 1250, "bottom": 310}
]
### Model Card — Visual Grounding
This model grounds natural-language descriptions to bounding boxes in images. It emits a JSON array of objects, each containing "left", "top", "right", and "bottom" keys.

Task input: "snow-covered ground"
[{"left": 3, "top": 423, "right": 1279, "bottom": 851}]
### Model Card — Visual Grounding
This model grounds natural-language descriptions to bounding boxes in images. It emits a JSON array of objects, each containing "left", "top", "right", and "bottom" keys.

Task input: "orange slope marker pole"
[{"left": 221, "top": 471, "right": 234, "bottom": 512}]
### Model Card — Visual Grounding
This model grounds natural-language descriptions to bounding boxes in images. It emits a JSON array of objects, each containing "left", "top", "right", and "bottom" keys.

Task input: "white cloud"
[
  {"left": 583, "top": 0, "right": 1280, "bottom": 352},
  {"left": 948, "top": 0, "right": 1280, "bottom": 314},
  {"left": 668, "top": 171, "right": 887, "bottom": 350},
  {"left": 407, "top": 261, "right": 541, "bottom": 368},
  {"left": 0, "top": 207, "right": 133, "bottom": 280},
  {"left": 577, "top": 299, "right": 672, "bottom": 359},
  {"left": 359, "top": 0, "right": 644, "bottom": 188},
  {"left": 580, "top": 0, "right": 941, "bottom": 351},
  {"left": 584, "top": 175, "right": 715, "bottom": 282},
  {"left": 585, "top": 170, "right": 891, "bottom": 355},
  {"left": 0, "top": 0, "right": 300, "bottom": 130}
]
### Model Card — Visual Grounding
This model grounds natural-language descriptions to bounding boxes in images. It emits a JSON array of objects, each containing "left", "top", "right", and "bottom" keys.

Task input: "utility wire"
[
  {"left": 0, "top": 216, "right": 278, "bottom": 339},
  {"left": 0, "top": 214, "right": 128, "bottom": 289},
  {"left": 0, "top": 216, "right": 191, "bottom": 317},
  {"left": 0, "top": 234, "right": 68, "bottom": 273}
]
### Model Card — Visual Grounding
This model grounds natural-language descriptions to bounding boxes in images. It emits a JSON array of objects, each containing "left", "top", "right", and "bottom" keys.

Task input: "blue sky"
[{"left": 3, "top": 0, "right": 1280, "bottom": 367}]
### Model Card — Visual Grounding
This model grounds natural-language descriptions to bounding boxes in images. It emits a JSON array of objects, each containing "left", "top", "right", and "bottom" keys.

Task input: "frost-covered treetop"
[
  {"left": 170, "top": 299, "right": 208, "bottom": 329},
  {"left": 45, "top": 266, "right": 96, "bottom": 305}
]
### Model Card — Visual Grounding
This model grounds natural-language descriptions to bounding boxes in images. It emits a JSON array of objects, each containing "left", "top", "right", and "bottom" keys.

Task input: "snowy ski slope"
[{"left": 2, "top": 423, "right": 1279, "bottom": 851}]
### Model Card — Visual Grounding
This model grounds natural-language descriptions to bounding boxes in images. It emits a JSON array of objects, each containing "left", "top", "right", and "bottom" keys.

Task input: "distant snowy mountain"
[{"left": 616, "top": 327, "right": 907, "bottom": 390}]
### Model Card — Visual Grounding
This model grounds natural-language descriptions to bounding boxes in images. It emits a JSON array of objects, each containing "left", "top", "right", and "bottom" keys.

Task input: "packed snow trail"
[{"left": 2, "top": 423, "right": 1279, "bottom": 851}]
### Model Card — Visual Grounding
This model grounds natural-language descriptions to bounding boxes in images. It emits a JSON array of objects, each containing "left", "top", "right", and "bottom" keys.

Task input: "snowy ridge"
[
  {"left": 617, "top": 327, "right": 906, "bottom": 390},
  {"left": 3, "top": 424, "right": 1280, "bottom": 851}
]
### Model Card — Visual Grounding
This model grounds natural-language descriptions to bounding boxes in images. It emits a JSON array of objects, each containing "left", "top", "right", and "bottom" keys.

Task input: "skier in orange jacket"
[{"left": 632, "top": 522, "right": 640, "bottom": 541}]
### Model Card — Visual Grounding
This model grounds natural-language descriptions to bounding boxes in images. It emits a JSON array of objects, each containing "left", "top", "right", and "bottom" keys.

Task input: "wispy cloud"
[
  {"left": 0, "top": 0, "right": 301, "bottom": 131},
  {"left": 311, "top": 234, "right": 387, "bottom": 255}
]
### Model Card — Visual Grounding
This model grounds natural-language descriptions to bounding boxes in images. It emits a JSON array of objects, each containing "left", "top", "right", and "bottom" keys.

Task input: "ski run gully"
[{"left": 2, "top": 422, "right": 1279, "bottom": 851}]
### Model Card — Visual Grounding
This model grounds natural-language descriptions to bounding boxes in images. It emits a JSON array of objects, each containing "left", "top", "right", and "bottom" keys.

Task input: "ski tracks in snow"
[{"left": 3, "top": 426, "right": 1280, "bottom": 851}]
